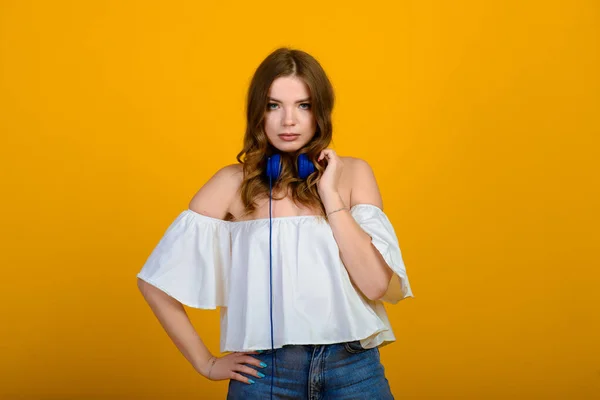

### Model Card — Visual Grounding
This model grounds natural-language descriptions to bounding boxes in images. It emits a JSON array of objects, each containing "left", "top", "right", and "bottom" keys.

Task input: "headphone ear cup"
[
  {"left": 266, "top": 154, "right": 282, "bottom": 180},
  {"left": 297, "top": 153, "right": 316, "bottom": 179}
]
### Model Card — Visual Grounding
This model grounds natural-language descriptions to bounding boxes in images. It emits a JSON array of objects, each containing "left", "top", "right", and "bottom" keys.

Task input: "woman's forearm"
[
  {"left": 137, "top": 278, "right": 213, "bottom": 376},
  {"left": 321, "top": 193, "right": 394, "bottom": 301}
]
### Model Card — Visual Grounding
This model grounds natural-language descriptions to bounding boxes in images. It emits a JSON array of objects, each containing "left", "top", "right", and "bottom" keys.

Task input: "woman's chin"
[{"left": 272, "top": 140, "right": 305, "bottom": 153}]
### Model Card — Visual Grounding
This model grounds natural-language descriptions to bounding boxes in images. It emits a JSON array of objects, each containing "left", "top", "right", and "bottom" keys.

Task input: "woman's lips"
[{"left": 279, "top": 134, "right": 300, "bottom": 141}]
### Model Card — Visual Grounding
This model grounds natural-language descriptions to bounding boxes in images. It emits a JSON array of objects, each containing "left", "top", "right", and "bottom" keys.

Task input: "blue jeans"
[{"left": 227, "top": 341, "right": 394, "bottom": 399}]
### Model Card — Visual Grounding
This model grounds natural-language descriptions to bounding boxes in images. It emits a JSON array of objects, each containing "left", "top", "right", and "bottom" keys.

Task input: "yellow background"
[{"left": 1, "top": 0, "right": 598, "bottom": 399}]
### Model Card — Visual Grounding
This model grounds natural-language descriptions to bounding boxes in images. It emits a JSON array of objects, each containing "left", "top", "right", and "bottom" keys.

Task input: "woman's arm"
[
  {"left": 137, "top": 164, "right": 252, "bottom": 379},
  {"left": 319, "top": 155, "right": 395, "bottom": 301},
  {"left": 137, "top": 278, "right": 214, "bottom": 376}
]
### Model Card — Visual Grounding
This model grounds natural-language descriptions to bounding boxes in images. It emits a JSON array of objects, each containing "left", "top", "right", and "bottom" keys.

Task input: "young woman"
[{"left": 137, "top": 47, "right": 414, "bottom": 399}]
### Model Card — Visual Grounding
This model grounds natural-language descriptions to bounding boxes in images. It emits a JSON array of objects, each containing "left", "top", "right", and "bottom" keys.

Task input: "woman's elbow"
[{"left": 363, "top": 280, "right": 389, "bottom": 301}]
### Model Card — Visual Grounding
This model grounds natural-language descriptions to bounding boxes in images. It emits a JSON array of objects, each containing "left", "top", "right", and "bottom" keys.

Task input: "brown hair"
[{"left": 234, "top": 48, "right": 335, "bottom": 219}]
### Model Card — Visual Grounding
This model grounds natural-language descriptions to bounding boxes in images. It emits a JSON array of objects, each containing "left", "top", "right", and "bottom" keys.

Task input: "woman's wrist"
[
  {"left": 320, "top": 191, "right": 344, "bottom": 212},
  {"left": 327, "top": 206, "right": 348, "bottom": 217},
  {"left": 197, "top": 354, "right": 217, "bottom": 378}
]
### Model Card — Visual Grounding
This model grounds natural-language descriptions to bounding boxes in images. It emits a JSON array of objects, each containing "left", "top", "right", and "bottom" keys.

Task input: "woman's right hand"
[{"left": 201, "top": 351, "right": 267, "bottom": 384}]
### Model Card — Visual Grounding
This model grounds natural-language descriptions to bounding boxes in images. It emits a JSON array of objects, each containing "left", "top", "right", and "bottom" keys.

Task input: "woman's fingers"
[
  {"left": 242, "top": 355, "right": 266, "bottom": 368},
  {"left": 235, "top": 363, "right": 265, "bottom": 379},
  {"left": 239, "top": 355, "right": 267, "bottom": 378},
  {"left": 230, "top": 371, "right": 255, "bottom": 385},
  {"left": 318, "top": 148, "right": 336, "bottom": 162},
  {"left": 223, "top": 353, "right": 267, "bottom": 384}
]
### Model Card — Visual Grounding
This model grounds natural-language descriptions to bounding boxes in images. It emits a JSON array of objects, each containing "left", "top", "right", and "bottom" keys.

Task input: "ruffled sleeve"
[
  {"left": 136, "top": 210, "right": 230, "bottom": 309},
  {"left": 350, "top": 204, "right": 414, "bottom": 304}
]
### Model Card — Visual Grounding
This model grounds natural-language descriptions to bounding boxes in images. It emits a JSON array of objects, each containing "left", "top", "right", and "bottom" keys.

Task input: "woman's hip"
[{"left": 227, "top": 341, "right": 394, "bottom": 399}]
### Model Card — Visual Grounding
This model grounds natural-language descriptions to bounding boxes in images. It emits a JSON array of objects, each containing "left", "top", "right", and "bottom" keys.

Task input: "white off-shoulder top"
[{"left": 137, "top": 204, "right": 413, "bottom": 353}]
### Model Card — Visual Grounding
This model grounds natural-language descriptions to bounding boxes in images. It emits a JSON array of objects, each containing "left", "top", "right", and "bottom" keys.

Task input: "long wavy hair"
[{"left": 234, "top": 48, "right": 335, "bottom": 220}]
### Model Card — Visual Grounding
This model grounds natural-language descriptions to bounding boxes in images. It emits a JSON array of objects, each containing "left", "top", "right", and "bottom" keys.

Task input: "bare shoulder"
[
  {"left": 340, "top": 156, "right": 371, "bottom": 171},
  {"left": 340, "top": 156, "right": 383, "bottom": 209},
  {"left": 340, "top": 156, "right": 375, "bottom": 180},
  {"left": 188, "top": 163, "right": 243, "bottom": 220}
]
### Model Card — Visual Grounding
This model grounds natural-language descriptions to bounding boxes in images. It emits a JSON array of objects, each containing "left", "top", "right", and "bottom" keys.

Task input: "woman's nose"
[{"left": 283, "top": 109, "right": 296, "bottom": 126}]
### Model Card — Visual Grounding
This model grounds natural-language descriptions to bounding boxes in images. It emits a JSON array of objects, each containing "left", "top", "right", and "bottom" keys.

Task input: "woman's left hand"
[{"left": 317, "top": 148, "right": 344, "bottom": 200}]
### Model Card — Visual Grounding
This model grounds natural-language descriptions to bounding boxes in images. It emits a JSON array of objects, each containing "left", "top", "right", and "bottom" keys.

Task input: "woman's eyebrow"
[{"left": 267, "top": 97, "right": 311, "bottom": 103}]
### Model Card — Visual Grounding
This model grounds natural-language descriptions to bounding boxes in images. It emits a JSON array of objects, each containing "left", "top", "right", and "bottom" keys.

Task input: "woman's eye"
[{"left": 267, "top": 103, "right": 311, "bottom": 110}]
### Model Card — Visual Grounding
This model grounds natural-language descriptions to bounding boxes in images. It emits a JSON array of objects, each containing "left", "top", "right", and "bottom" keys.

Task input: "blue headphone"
[
  {"left": 265, "top": 153, "right": 316, "bottom": 180},
  {"left": 265, "top": 152, "right": 315, "bottom": 398}
]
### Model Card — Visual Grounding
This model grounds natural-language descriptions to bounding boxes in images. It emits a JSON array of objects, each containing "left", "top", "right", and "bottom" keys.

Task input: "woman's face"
[{"left": 264, "top": 75, "right": 317, "bottom": 153}]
